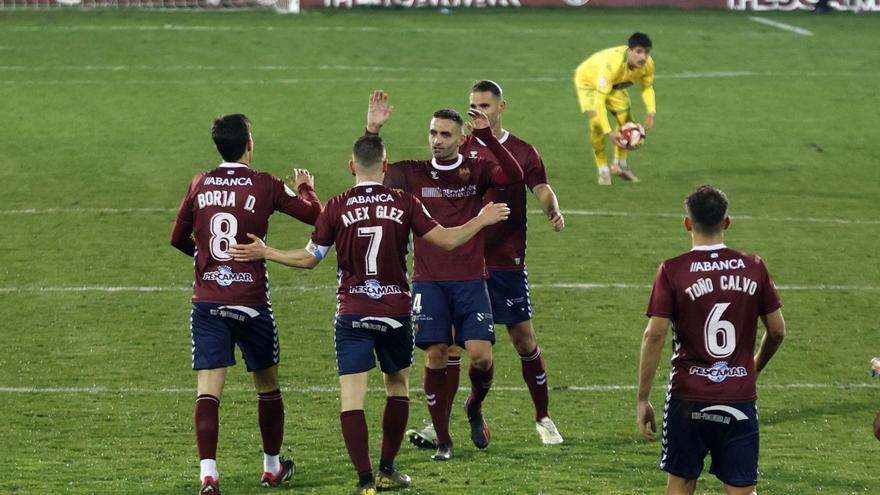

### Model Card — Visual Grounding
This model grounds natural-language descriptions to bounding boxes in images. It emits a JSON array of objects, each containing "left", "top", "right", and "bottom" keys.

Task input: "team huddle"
[{"left": 171, "top": 33, "right": 787, "bottom": 495}]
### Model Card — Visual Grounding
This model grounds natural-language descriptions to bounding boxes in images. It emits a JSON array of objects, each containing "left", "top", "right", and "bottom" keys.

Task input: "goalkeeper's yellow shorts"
[{"left": 575, "top": 85, "right": 630, "bottom": 115}]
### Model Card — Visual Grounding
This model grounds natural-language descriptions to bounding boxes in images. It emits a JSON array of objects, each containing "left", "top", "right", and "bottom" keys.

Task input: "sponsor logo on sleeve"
[{"left": 203, "top": 265, "right": 254, "bottom": 287}]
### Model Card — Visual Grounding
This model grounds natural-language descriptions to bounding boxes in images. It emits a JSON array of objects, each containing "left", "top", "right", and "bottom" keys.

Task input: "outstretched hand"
[
  {"left": 367, "top": 90, "right": 393, "bottom": 133},
  {"left": 228, "top": 233, "right": 268, "bottom": 262},
  {"left": 467, "top": 108, "right": 490, "bottom": 131},
  {"left": 286, "top": 168, "right": 314, "bottom": 190},
  {"left": 477, "top": 201, "right": 510, "bottom": 226}
]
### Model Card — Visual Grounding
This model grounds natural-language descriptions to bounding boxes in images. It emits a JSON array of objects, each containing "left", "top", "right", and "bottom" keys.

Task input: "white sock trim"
[
  {"left": 264, "top": 453, "right": 281, "bottom": 474},
  {"left": 200, "top": 459, "right": 218, "bottom": 481}
]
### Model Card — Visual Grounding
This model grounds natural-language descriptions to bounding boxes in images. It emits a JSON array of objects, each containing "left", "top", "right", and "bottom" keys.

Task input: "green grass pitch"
[{"left": 1, "top": 7, "right": 878, "bottom": 494}]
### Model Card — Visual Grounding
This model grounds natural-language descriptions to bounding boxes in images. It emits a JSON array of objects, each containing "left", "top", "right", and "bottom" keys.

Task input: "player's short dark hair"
[
  {"left": 685, "top": 185, "right": 729, "bottom": 234},
  {"left": 471, "top": 80, "right": 503, "bottom": 98},
  {"left": 433, "top": 108, "right": 464, "bottom": 128},
  {"left": 352, "top": 135, "right": 385, "bottom": 169},
  {"left": 628, "top": 32, "right": 652, "bottom": 50},
  {"left": 212, "top": 114, "right": 251, "bottom": 162}
]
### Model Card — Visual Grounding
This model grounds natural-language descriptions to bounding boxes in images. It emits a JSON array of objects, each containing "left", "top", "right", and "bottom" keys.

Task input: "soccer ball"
[{"left": 620, "top": 122, "right": 646, "bottom": 150}]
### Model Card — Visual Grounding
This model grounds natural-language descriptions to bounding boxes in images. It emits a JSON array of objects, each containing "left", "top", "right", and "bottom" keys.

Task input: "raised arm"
[
  {"left": 468, "top": 109, "right": 523, "bottom": 185},
  {"left": 366, "top": 90, "right": 393, "bottom": 135},
  {"left": 420, "top": 202, "right": 509, "bottom": 251},
  {"left": 279, "top": 168, "right": 322, "bottom": 225},
  {"left": 636, "top": 316, "right": 670, "bottom": 441},
  {"left": 228, "top": 233, "right": 321, "bottom": 270},
  {"left": 754, "top": 309, "right": 786, "bottom": 375}
]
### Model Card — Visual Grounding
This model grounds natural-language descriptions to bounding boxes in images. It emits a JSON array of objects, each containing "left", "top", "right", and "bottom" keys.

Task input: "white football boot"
[{"left": 535, "top": 416, "right": 564, "bottom": 445}]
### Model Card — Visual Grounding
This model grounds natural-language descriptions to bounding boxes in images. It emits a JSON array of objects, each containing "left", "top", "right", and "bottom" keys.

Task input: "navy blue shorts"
[
  {"left": 411, "top": 280, "right": 495, "bottom": 349},
  {"left": 335, "top": 315, "right": 414, "bottom": 376},
  {"left": 661, "top": 398, "right": 759, "bottom": 487},
  {"left": 487, "top": 270, "right": 532, "bottom": 325},
  {"left": 190, "top": 303, "right": 279, "bottom": 372}
]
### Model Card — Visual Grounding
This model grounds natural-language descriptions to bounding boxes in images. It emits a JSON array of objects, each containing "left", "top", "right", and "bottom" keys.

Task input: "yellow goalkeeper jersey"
[{"left": 574, "top": 45, "right": 656, "bottom": 134}]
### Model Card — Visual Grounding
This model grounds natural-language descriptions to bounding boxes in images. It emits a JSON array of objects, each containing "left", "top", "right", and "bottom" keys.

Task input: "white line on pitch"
[
  {"left": 1, "top": 24, "right": 473, "bottom": 34},
  {"left": 0, "top": 66, "right": 862, "bottom": 81},
  {"left": 1, "top": 383, "right": 876, "bottom": 394},
  {"left": 1, "top": 283, "right": 877, "bottom": 293},
  {"left": 0, "top": 24, "right": 622, "bottom": 35},
  {"left": 531, "top": 283, "right": 880, "bottom": 291},
  {"left": 749, "top": 16, "right": 814, "bottom": 36},
  {"left": 534, "top": 209, "right": 880, "bottom": 226},
  {"left": 1, "top": 207, "right": 176, "bottom": 214},
  {"left": 3, "top": 207, "right": 876, "bottom": 226},
  {"left": 0, "top": 73, "right": 863, "bottom": 86}
]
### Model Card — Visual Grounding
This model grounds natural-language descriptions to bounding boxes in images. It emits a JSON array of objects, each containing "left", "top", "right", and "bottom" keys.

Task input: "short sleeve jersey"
[
  {"left": 383, "top": 155, "right": 496, "bottom": 281},
  {"left": 309, "top": 183, "right": 439, "bottom": 317},
  {"left": 173, "top": 162, "right": 320, "bottom": 305},
  {"left": 460, "top": 131, "right": 548, "bottom": 271},
  {"left": 646, "top": 245, "right": 782, "bottom": 403}
]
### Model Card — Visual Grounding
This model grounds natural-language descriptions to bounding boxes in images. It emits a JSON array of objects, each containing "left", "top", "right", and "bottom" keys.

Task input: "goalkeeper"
[{"left": 574, "top": 32, "right": 656, "bottom": 185}]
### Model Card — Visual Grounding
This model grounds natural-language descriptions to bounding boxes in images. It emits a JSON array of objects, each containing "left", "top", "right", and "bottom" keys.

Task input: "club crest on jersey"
[
  {"left": 689, "top": 361, "right": 748, "bottom": 383},
  {"left": 458, "top": 167, "right": 471, "bottom": 181},
  {"left": 203, "top": 265, "right": 254, "bottom": 287},
  {"left": 349, "top": 279, "right": 402, "bottom": 300}
]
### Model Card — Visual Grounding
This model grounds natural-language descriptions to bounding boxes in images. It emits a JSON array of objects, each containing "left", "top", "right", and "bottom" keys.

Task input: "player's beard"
[{"left": 432, "top": 144, "right": 457, "bottom": 161}]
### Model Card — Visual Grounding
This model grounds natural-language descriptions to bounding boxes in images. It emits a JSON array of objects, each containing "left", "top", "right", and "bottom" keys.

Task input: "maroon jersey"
[
  {"left": 460, "top": 130, "right": 549, "bottom": 271},
  {"left": 383, "top": 155, "right": 495, "bottom": 281},
  {"left": 308, "top": 183, "right": 439, "bottom": 317},
  {"left": 171, "top": 162, "right": 321, "bottom": 305},
  {"left": 646, "top": 244, "right": 782, "bottom": 403},
  {"left": 377, "top": 125, "right": 522, "bottom": 281}
]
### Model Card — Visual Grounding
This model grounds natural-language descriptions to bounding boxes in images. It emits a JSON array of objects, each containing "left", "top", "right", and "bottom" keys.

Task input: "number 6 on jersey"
[{"left": 704, "top": 302, "right": 736, "bottom": 358}]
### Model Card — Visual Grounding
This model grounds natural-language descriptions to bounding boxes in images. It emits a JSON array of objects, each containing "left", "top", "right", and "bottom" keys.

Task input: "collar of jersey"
[
  {"left": 431, "top": 154, "right": 464, "bottom": 171},
  {"left": 219, "top": 162, "right": 249, "bottom": 168},
  {"left": 691, "top": 243, "right": 727, "bottom": 251},
  {"left": 474, "top": 129, "right": 510, "bottom": 147},
  {"left": 355, "top": 181, "right": 382, "bottom": 187}
]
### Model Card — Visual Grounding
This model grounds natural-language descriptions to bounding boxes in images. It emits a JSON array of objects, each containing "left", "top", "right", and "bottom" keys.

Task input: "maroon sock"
[
  {"left": 340, "top": 410, "right": 372, "bottom": 477},
  {"left": 466, "top": 363, "right": 494, "bottom": 417},
  {"left": 194, "top": 394, "right": 220, "bottom": 460},
  {"left": 520, "top": 347, "right": 550, "bottom": 421},
  {"left": 424, "top": 367, "right": 451, "bottom": 446},
  {"left": 445, "top": 357, "right": 462, "bottom": 418},
  {"left": 519, "top": 347, "right": 550, "bottom": 421},
  {"left": 379, "top": 396, "right": 409, "bottom": 469},
  {"left": 257, "top": 389, "right": 284, "bottom": 456}
]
